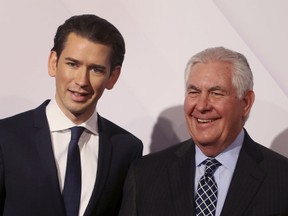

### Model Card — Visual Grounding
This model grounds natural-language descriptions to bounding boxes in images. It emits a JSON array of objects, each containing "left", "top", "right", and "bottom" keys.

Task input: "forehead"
[
  {"left": 60, "top": 33, "right": 112, "bottom": 61},
  {"left": 63, "top": 33, "right": 111, "bottom": 51},
  {"left": 187, "top": 61, "right": 233, "bottom": 87}
]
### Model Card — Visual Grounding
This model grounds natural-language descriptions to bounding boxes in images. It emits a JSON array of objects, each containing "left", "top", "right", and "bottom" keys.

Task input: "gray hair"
[{"left": 184, "top": 47, "right": 253, "bottom": 98}]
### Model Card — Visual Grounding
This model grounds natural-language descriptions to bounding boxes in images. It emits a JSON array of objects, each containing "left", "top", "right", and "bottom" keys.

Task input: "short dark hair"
[{"left": 51, "top": 14, "right": 125, "bottom": 69}]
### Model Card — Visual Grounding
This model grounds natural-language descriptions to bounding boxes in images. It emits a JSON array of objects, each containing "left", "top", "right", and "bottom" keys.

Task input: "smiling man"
[
  {"left": 119, "top": 47, "right": 288, "bottom": 216},
  {"left": 0, "top": 14, "right": 143, "bottom": 216}
]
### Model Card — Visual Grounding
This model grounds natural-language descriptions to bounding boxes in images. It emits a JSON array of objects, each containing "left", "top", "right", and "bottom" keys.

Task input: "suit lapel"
[
  {"left": 168, "top": 140, "right": 196, "bottom": 216},
  {"left": 33, "top": 100, "right": 66, "bottom": 213},
  {"left": 220, "top": 131, "right": 266, "bottom": 216},
  {"left": 84, "top": 115, "right": 113, "bottom": 215}
]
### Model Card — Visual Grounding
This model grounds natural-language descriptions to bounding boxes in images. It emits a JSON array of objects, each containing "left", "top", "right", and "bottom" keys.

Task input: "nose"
[
  {"left": 75, "top": 68, "right": 89, "bottom": 87},
  {"left": 196, "top": 93, "right": 212, "bottom": 112}
]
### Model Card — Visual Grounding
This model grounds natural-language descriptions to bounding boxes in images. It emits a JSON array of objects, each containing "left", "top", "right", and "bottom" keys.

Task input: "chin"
[
  {"left": 193, "top": 134, "right": 215, "bottom": 144},
  {"left": 69, "top": 108, "right": 86, "bottom": 116}
]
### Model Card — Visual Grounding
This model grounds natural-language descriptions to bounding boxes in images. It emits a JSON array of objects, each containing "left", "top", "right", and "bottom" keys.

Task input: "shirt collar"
[
  {"left": 46, "top": 99, "right": 98, "bottom": 135},
  {"left": 195, "top": 129, "right": 244, "bottom": 171}
]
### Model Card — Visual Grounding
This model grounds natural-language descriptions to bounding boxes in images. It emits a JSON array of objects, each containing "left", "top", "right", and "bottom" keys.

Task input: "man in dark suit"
[
  {"left": 119, "top": 47, "right": 288, "bottom": 216},
  {"left": 0, "top": 14, "right": 143, "bottom": 216}
]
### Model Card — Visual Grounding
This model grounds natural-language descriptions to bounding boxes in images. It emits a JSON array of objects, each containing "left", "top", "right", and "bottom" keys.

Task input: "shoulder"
[
  {"left": 243, "top": 131, "right": 288, "bottom": 171},
  {"left": 125, "top": 139, "right": 194, "bottom": 184},
  {"left": 0, "top": 100, "right": 49, "bottom": 130},
  {"left": 98, "top": 115, "right": 143, "bottom": 155},
  {"left": 98, "top": 114, "right": 139, "bottom": 140},
  {"left": 134, "top": 139, "right": 194, "bottom": 169},
  {"left": 98, "top": 115, "right": 130, "bottom": 134},
  {"left": 257, "top": 143, "right": 288, "bottom": 169}
]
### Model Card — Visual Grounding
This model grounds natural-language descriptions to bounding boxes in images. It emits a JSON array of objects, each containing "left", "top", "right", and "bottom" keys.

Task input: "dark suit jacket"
[
  {"left": 0, "top": 100, "right": 143, "bottom": 216},
  {"left": 119, "top": 130, "right": 288, "bottom": 216}
]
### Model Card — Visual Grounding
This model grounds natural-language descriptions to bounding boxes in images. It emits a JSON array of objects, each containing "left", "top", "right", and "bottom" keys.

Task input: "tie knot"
[
  {"left": 70, "top": 126, "right": 85, "bottom": 141},
  {"left": 203, "top": 158, "right": 221, "bottom": 176}
]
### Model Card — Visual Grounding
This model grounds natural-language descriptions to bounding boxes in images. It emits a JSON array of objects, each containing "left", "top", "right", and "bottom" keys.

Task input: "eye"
[
  {"left": 67, "top": 61, "right": 78, "bottom": 68},
  {"left": 210, "top": 91, "right": 225, "bottom": 97},
  {"left": 89, "top": 65, "right": 107, "bottom": 74},
  {"left": 187, "top": 89, "right": 200, "bottom": 98},
  {"left": 91, "top": 67, "right": 105, "bottom": 73}
]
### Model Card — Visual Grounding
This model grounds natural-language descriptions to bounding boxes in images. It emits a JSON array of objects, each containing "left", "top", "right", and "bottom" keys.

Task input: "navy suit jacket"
[
  {"left": 119, "top": 130, "right": 288, "bottom": 216},
  {"left": 0, "top": 100, "right": 143, "bottom": 216}
]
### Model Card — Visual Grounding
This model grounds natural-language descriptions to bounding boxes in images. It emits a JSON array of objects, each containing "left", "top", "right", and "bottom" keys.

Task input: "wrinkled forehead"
[{"left": 186, "top": 62, "right": 236, "bottom": 93}]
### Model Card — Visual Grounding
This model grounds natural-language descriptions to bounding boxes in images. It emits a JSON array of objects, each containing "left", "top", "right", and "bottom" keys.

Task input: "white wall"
[{"left": 1, "top": 0, "right": 287, "bottom": 156}]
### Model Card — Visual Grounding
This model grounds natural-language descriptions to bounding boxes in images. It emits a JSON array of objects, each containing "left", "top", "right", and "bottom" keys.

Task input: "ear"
[
  {"left": 106, "top": 66, "right": 121, "bottom": 90},
  {"left": 242, "top": 90, "right": 255, "bottom": 119},
  {"left": 48, "top": 51, "right": 58, "bottom": 77}
]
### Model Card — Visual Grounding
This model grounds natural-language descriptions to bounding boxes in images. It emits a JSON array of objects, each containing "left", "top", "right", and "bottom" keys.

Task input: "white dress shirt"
[
  {"left": 46, "top": 99, "right": 99, "bottom": 216},
  {"left": 195, "top": 129, "right": 244, "bottom": 216}
]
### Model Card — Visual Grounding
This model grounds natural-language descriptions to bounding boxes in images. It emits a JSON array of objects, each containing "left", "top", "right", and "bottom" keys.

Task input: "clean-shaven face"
[
  {"left": 48, "top": 33, "right": 120, "bottom": 124},
  {"left": 184, "top": 61, "right": 253, "bottom": 156}
]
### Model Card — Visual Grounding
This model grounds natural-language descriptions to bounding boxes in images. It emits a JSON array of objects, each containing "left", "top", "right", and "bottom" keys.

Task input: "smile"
[
  {"left": 69, "top": 90, "right": 91, "bottom": 102},
  {"left": 73, "top": 91, "right": 88, "bottom": 96},
  {"left": 70, "top": 90, "right": 89, "bottom": 96},
  {"left": 197, "top": 118, "right": 214, "bottom": 123}
]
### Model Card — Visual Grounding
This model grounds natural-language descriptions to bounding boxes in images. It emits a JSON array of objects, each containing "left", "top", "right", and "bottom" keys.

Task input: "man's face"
[
  {"left": 48, "top": 33, "right": 120, "bottom": 123},
  {"left": 184, "top": 61, "right": 254, "bottom": 156}
]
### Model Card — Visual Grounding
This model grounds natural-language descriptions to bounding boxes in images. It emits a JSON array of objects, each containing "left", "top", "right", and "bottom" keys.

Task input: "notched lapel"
[
  {"left": 34, "top": 101, "right": 66, "bottom": 213},
  {"left": 34, "top": 101, "right": 61, "bottom": 190},
  {"left": 84, "top": 116, "right": 113, "bottom": 215},
  {"left": 220, "top": 133, "right": 266, "bottom": 216}
]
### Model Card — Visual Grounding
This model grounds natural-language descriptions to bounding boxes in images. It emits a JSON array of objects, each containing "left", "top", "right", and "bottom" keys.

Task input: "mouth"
[
  {"left": 72, "top": 91, "right": 88, "bottom": 96},
  {"left": 69, "top": 90, "right": 90, "bottom": 101},
  {"left": 197, "top": 118, "right": 214, "bottom": 123},
  {"left": 195, "top": 116, "right": 220, "bottom": 124}
]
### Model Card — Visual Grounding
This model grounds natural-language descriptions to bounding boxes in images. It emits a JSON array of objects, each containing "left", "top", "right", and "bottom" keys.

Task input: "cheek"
[
  {"left": 55, "top": 73, "right": 70, "bottom": 90},
  {"left": 90, "top": 78, "right": 108, "bottom": 92},
  {"left": 184, "top": 98, "right": 194, "bottom": 115},
  {"left": 55, "top": 68, "right": 71, "bottom": 82},
  {"left": 221, "top": 105, "right": 243, "bottom": 128}
]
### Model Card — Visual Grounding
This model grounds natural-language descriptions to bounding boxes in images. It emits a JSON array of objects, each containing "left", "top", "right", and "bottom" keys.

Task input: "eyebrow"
[
  {"left": 209, "top": 86, "right": 225, "bottom": 92},
  {"left": 65, "top": 57, "right": 79, "bottom": 63},
  {"left": 65, "top": 57, "right": 107, "bottom": 70},
  {"left": 186, "top": 84, "right": 226, "bottom": 92},
  {"left": 186, "top": 84, "right": 199, "bottom": 91}
]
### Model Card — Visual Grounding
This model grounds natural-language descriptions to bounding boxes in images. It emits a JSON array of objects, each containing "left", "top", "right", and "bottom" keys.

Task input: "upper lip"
[
  {"left": 197, "top": 118, "right": 213, "bottom": 123},
  {"left": 194, "top": 116, "right": 219, "bottom": 123},
  {"left": 70, "top": 90, "right": 89, "bottom": 95}
]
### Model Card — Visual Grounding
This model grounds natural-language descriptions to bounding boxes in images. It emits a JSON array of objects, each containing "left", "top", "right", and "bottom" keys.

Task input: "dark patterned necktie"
[
  {"left": 195, "top": 158, "right": 221, "bottom": 216},
  {"left": 62, "top": 126, "right": 85, "bottom": 216}
]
